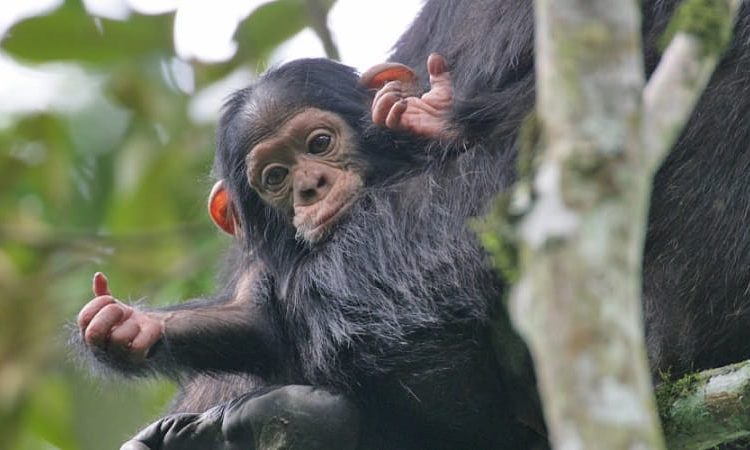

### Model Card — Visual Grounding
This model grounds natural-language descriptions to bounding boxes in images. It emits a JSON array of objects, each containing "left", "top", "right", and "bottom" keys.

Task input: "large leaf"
[
  {"left": 193, "top": 0, "right": 335, "bottom": 83},
  {"left": 2, "top": 1, "right": 173, "bottom": 64},
  {"left": 235, "top": 0, "right": 334, "bottom": 63}
]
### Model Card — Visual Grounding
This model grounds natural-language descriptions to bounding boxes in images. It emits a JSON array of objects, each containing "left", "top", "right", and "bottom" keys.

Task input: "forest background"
[{"left": 0, "top": 1, "right": 421, "bottom": 449}]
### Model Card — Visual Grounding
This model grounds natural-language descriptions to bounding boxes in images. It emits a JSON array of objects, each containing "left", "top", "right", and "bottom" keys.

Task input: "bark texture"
[
  {"left": 500, "top": 0, "right": 743, "bottom": 448},
  {"left": 659, "top": 361, "right": 750, "bottom": 450}
]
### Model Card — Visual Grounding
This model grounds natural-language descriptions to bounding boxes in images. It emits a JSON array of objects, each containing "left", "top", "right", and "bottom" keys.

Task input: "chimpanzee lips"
[
  {"left": 293, "top": 173, "right": 363, "bottom": 244},
  {"left": 306, "top": 195, "right": 358, "bottom": 240},
  {"left": 326, "top": 196, "right": 354, "bottom": 224}
]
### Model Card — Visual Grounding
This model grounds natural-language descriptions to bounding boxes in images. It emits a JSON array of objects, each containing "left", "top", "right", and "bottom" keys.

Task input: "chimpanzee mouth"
[
  {"left": 294, "top": 194, "right": 360, "bottom": 245},
  {"left": 293, "top": 173, "right": 364, "bottom": 245},
  {"left": 309, "top": 195, "right": 358, "bottom": 237}
]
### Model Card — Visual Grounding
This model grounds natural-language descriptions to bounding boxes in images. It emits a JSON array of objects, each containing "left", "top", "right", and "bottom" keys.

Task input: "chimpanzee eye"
[
  {"left": 307, "top": 133, "right": 332, "bottom": 155},
  {"left": 261, "top": 165, "right": 288, "bottom": 189}
]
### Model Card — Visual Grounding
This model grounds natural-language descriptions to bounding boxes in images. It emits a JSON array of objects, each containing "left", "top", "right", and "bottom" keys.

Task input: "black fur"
[
  {"left": 79, "top": 56, "right": 543, "bottom": 448},
  {"left": 641, "top": 1, "right": 750, "bottom": 377},
  {"left": 208, "top": 57, "right": 541, "bottom": 448},
  {"left": 77, "top": 1, "right": 750, "bottom": 449},
  {"left": 392, "top": 0, "right": 750, "bottom": 379}
]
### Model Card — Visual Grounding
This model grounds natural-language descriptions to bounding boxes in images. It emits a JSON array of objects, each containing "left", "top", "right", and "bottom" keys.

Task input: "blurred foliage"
[{"left": 0, "top": 1, "right": 336, "bottom": 449}]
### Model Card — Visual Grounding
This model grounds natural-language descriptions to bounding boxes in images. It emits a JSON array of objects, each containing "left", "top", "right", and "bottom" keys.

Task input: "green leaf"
[
  {"left": 234, "top": 0, "right": 316, "bottom": 63},
  {"left": 2, "top": 1, "right": 173, "bottom": 64}
]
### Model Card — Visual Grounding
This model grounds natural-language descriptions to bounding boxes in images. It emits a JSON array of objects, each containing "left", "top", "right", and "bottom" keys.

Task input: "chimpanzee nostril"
[
  {"left": 293, "top": 165, "right": 335, "bottom": 207},
  {"left": 301, "top": 187, "right": 317, "bottom": 201}
]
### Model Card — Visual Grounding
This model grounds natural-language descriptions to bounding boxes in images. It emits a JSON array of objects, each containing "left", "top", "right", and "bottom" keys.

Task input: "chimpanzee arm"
[
  {"left": 152, "top": 275, "right": 281, "bottom": 376},
  {"left": 76, "top": 264, "right": 281, "bottom": 378}
]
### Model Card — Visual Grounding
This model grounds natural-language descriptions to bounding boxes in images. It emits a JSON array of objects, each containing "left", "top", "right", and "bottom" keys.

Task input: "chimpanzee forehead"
[
  {"left": 219, "top": 58, "right": 368, "bottom": 171},
  {"left": 238, "top": 82, "right": 308, "bottom": 148},
  {"left": 245, "top": 59, "right": 367, "bottom": 134},
  {"left": 246, "top": 107, "right": 345, "bottom": 168}
]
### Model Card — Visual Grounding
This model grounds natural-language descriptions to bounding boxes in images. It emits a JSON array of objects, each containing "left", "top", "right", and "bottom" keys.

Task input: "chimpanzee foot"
[
  {"left": 121, "top": 385, "right": 360, "bottom": 450},
  {"left": 120, "top": 408, "right": 224, "bottom": 450},
  {"left": 362, "top": 53, "right": 454, "bottom": 139}
]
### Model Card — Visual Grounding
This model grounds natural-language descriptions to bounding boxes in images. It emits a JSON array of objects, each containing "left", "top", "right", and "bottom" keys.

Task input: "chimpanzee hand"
[
  {"left": 362, "top": 53, "right": 453, "bottom": 138},
  {"left": 120, "top": 385, "right": 360, "bottom": 450},
  {"left": 77, "top": 272, "right": 162, "bottom": 364}
]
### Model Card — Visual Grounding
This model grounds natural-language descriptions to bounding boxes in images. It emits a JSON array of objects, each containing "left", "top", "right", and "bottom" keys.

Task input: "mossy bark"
[
  {"left": 488, "top": 0, "right": 743, "bottom": 449},
  {"left": 658, "top": 361, "right": 750, "bottom": 450}
]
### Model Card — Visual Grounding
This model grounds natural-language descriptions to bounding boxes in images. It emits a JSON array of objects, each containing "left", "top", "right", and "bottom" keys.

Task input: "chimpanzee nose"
[{"left": 294, "top": 167, "right": 332, "bottom": 206}]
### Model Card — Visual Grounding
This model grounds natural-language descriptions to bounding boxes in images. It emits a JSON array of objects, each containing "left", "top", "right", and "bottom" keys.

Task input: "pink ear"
[
  {"left": 208, "top": 180, "right": 236, "bottom": 235},
  {"left": 360, "top": 63, "right": 419, "bottom": 90}
]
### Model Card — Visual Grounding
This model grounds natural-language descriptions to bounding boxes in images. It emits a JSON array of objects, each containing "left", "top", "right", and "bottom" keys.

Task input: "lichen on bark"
[{"left": 660, "top": 0, "right": 734, "bottom": 55}]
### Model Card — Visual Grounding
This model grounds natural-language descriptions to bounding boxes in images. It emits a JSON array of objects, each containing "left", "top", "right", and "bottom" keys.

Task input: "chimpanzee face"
[
  {"left": 244, "top": 108, "right": 364, "bottom": 243},
  {"left": 208, "top": 107, "right": 365, "bottom": 244}
]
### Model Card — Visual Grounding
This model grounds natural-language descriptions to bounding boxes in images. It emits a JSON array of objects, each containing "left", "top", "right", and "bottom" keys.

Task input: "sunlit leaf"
[
  {"left": 2, "top": 2, "right": 173, "bottom": 64},
  {"left": 235, "top": 0, "right": 318, "bottom": 62},
  {"left": 0, "top": 1, "right": 335, "bottom": 449}
]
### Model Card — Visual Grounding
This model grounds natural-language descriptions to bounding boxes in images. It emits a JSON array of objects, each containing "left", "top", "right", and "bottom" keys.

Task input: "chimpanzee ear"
[
  {"left": 208, "top": 180, "right": 237, "bottom": 236},
  {"left": 360, "top": 62, "right": 420, "bottom": 91}
]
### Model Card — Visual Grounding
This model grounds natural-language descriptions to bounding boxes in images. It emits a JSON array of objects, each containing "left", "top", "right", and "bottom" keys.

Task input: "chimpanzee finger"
[
  {"left": 84, "top": 303, "right": 125, "bottom": 346},
  {"left": 372, "top": 80, "right": 404, "bottom": 106},
  {"left": 426, "top": 53, "right": 453, "bottom": 97},
  {"left": 92, "top": 272, "right": 111, "bottom": 297},
  {"left": 130, "top": 319, "right": 162, "bottom": 356},
  {"left": 373, "top": 92, "right": 404, "bottom": 127},
  {"left": 109, "top": 320, "right": 141, "bottom": 351},
  {"left": 385, "top": 100, "right": 409, "bottom": 130},
  {"left": 427, "top": 53, "right": 449, "bottom": 78},
  {"left": 77, "top": 295, "right": 116, "bottom": 330},
  {"left": 372, "top": 79, "right": 399, "bottom": 99}
]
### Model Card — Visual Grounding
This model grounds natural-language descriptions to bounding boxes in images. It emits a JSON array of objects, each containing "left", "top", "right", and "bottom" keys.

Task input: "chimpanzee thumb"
[{"left": 92, "top": 272, "right": 111, "bottom": 297}]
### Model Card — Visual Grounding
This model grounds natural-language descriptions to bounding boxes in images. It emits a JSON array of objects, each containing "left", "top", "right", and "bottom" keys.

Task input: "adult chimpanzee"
[
  {"left": 76, "top": 0, "right": 750, "bottom": 449},
  {"left": 388, "top": 0, "right": 750, "bottom": 379}
]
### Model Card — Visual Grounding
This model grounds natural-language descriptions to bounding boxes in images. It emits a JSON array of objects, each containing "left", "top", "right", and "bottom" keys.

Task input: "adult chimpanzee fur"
[
  {"left": 81, "top": 1, "right": 750, "bottom": 449},
  {"left": 392, "top": 0, "right": 750, "bottom": 379}
]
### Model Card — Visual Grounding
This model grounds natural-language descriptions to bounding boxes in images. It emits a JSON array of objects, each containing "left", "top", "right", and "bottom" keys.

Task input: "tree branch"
[
  {"left": 642, "top": 0, "right": 742, "bottom": 172},
  {"left": 659, "top": 360, "right": 750, "bottom": 450},
  {"left": 499, "top": 1, "right": 743, "bottom": 448},
  {"left": 513, "top": 1, "right": 663, "bottom": 447}
]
